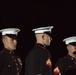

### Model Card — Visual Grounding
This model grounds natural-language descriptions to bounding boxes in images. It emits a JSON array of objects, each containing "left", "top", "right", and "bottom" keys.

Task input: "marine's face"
[
  {"left": 43, "top": 34, "right": 52, "bottom": 46},
  {"left": 3, "top": 36, "right": 17, "bottom": 51},
  {"left": 70, "top": 45, "right": 76, "bottom": 53},
  {"left": 68, "top": 45, "right": 76, "bottom": 56}
]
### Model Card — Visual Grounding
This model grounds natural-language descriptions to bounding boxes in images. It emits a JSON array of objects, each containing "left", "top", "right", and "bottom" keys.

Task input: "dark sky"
[{"left": 0, "top": 0, "right": 76, "bottom": 74}]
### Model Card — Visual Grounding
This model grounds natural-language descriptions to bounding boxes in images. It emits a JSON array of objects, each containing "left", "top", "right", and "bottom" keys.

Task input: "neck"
[
  {"left": 4, "top": 46, "right": 13, "bottom": 52},
  {"left": 36, "top": 41, "right": 46, "bottom": 47},
  {"left": 68, "top": 53, "right": 76, "bottom": 58}
]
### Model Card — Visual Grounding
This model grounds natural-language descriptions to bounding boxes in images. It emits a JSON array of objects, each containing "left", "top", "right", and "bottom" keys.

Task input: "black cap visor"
[
  {"left": 5, "top": 34, "right": 18, "bottom": 40},
  {"left": 69, "top": 42, "right": 76, "bottom": 46}
]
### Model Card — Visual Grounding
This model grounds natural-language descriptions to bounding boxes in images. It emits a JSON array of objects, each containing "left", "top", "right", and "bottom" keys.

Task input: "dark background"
[{"left": 0, "top": 0, "right": 76, "bottom": 75}]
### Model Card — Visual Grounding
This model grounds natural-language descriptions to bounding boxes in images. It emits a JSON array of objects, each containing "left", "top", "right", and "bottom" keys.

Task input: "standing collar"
[
  {"left": 3, "top": 48, "right": 14, "bottom": 55},
  {"left": 35, "top": 43, "right": 46, "bottom": 50},
  {"left": 66, "top": 55, "right": 76, "bottom": 61}
]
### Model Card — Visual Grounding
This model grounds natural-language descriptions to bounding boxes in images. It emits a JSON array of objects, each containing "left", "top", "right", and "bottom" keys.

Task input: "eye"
[{"left": 11, "top": 38, "right": 14, "bottom": 41}]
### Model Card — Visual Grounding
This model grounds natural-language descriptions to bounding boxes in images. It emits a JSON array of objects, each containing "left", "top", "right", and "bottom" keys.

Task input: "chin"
[
  {"left": 13, "top": 48, "right": 16, "bottom": 50},
  {"left": 46, "top": 44, "right": 50, "bottom": 46}
]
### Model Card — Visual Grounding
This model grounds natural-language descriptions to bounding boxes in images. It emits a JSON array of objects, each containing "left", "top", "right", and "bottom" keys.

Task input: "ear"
[
  {"left": 67, "top": 45, "right": 71, "bottom": 51},
  {"left": 42, "top": 35, "right": 45, "bottom": 40},
  {"left": 2, "top": 36, "right": 6, "bottom": 44},
  {"left": 2, "top": 38, "right": 5, "bottom": 44}
]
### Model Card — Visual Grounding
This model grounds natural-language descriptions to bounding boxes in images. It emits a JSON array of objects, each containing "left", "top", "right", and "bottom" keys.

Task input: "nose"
[
  {"left": 14, "top": 39, "right": 17, "bottom": 45},
  {"left": 75, "top": 46, "right": 76, "bottom": 49},
  {"left": 50, "top": 37, "right": 52, "bottom": 41}
]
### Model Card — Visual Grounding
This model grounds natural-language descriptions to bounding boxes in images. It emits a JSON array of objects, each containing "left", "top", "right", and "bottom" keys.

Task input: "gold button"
[
  {"left": 17, "top": 68, "right": 19, "bottom": 70},
  {"left": 8, "top": 65, "right": 11, "bottom": 67},
  {"left": 12, "top": 56, "right": 14, "bottom": 58},
  {"left": 14, "top": 60, "right": 16, "bottom": 61},
  {"left": 16, "top": 63, "right": 18, "bottom": 65},
  {"left": 17, "top": 73, "right": 19, "bottom": 75}
]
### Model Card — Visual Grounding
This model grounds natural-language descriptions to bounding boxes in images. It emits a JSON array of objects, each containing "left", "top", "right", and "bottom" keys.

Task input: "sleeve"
[
  {"left": 36, "top": 50, "right": 52, "bottom": 75},
  {"left": 44, "top": 50, "right": 52, "bottom": 75},
  {"left": 53, "top": 58, "right": 64, "bottom": 75},
  {"left": 25, "top": 48, "right": 53, "bottom": 75}
]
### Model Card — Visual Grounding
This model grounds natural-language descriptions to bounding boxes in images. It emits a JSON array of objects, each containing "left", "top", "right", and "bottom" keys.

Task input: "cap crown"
[
  {"left": 32, "top": 26, "right": 53, "bottom": 34},
  {"left": 63, "top": 36, "right": 76, "bottom": 45},
  {"left": 0, "top": 28, "right": 20, "bottom": 35}
]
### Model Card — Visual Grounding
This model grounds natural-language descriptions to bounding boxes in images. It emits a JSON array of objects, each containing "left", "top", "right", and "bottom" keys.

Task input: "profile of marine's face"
[
  {"left": 42, "top": 34, "right": 52, "bottom": 46},
  {"left": 67, "top": 45, "right": 76, "bottom": 56},
  {"left": 3, "top": 36, "right": 17, "bottom": 51}
]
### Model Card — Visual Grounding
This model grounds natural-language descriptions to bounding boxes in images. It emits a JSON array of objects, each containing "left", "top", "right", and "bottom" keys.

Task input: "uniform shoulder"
[{"left": 26, "top": 46, "right": 45, "bottom": 59}]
